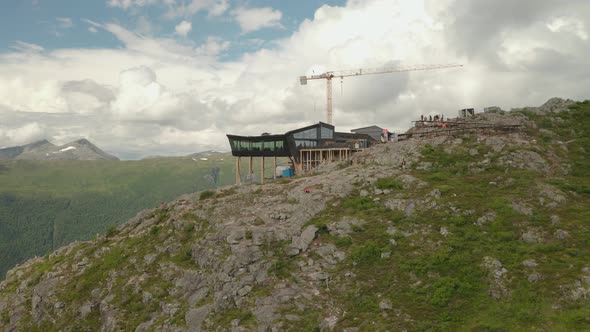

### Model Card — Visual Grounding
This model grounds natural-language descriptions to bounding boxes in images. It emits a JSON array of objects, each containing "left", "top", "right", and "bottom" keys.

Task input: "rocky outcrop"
[
  {"left": 500, "top": 150, "right": 549, "bottom": 174},
  {"left": 482, "top": 257, "right": 510, "bottom": 299},
  {"left": 514, "top": 97, "right": 576, "bottom": 115}
]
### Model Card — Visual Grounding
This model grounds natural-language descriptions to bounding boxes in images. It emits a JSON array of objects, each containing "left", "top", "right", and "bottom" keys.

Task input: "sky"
[{"left": 0, "top": 0, "right": 589, "bottom": 159}]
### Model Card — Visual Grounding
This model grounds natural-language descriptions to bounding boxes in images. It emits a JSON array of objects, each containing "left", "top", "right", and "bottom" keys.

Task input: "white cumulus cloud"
[
  {"left": 175, "top": 20, "right": 192, "bottom": 37},
  {"left": 233, "top": 7, "right": 283, "bottom": 33},
  {"left": 0, "top": 123, "right": 47, "bottom": 147}
]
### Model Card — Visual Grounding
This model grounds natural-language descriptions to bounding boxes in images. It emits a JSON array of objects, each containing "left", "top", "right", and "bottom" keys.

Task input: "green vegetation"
[
  {"left": 374, "top": 176, "right": 403, "bottom": 190},
  {"left": 296, "top": 102, "right": 590, "bottom": 331},
  {"left": 1, "top": 309, "right": 9, "bottom": 325},
  {"left": 350, "top": 241, "right": 381, "bottom": 265},
  {"left": 210, "top": 308, "right": 255, "bottom": 328},
  {"left": 199, "top": 190, "right": 216, "bottom": 200},
  {"left": 268, "top": 241, "right": 297, "bottom": 279},
  {"left": 0, "top": 156, "right": 235, "bottom": 278},
  {"left": 27, "top": 209, "right": 211, "bottom": 331},
  {"left": 64, "top": 246, "right": 127, "bottom": 302}
]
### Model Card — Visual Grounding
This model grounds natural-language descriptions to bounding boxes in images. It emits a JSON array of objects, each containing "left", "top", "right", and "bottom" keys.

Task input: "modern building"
[
  {"left": 227, "top": 122, "right": 375, "bottom": 183},
  {"left": 351, "top": 125, "right": 386, "bottom": 142}
]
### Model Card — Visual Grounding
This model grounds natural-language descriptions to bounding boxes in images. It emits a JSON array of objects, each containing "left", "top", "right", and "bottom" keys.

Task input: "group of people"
[
  {"left": 419, "top": 114, "right": 448, "bottom": 128},
  {"left": 420, "top": 114, "right": 444, "bottom": 122}
]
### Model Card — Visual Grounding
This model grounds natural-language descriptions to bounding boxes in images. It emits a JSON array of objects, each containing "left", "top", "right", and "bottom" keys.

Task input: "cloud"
[
  {"left": 82, "top": 19, "right": 102, "bottom": 33},
  {"left": 164, "top": 0, "right": 229, "bottom": 18},
  {"left": 110, "top": 66, "right": 182, "bottom": 122},
  {"left": 107, "top": 0, "right": 229, "bottom": 18},
  {"left": 11, "top": 41, "right": 44, "bottom": 53},
  {"left": 197, "top": 36, "right": 230, "bottom": 56},
  {"left": 107, "top": 0, "right": 157, "bottom": 10},
  {"left": 175, "top": 20, "right": 192, "bottom": 37},
  {"left": 56, "top": 17, "right": 73, "bottom": 29},
  {"left": 82, "top": 18, "right": 102, "bottom": 28},
  {"left": 0, "top": 123, "right": 47, "bottom": 147},
  {"left": 208, "top": 0, "right": 229, "bottom": 17},
  {"left": 547, "top": 17, "right": 588, "bottom": 40},
  {"left": 1, "top": 0, "right": 590, "bottom": 158},
  {"left": 232, "top": 7, "right": 283, "bottom": 33}
]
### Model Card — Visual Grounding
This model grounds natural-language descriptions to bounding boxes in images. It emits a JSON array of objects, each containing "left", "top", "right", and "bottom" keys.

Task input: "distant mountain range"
[
  {"left": 141, "top": 150, "right": 227, "bottom": 160},
  {"left": 0, "top": 139, "right": 119, "bottom": 161}
]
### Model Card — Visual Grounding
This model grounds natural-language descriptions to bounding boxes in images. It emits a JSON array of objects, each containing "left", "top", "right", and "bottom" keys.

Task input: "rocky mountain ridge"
[
  {"left": 0, "top": 138, "right": 119, "bottom": 161},
  {"left": 0, "top": 98, "right": 588, "bottom": 331}
]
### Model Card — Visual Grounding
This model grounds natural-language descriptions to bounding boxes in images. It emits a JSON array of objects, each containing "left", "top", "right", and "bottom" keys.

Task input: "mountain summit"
[{"left": 0, "top": 139, "right": 119, "bottom": 161}]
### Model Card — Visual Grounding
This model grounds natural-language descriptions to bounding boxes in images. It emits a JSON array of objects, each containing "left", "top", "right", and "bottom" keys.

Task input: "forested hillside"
[{"left": 0, "top": 156, "right": 235, "bottom": 278}]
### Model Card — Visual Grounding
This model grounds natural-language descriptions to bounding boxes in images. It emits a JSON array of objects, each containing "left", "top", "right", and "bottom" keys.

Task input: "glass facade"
[
  {"left": 295, "top": 140, "right": 317, "bottom": 148},
  {"left": 228, "top": 136, "right": 288, "bottom": 156},
  {"left": 321, "top": 127, "right": 333, "bottom": 139},
  {"left": 293, "top": 128, "right": 318, "bottom": 140}
]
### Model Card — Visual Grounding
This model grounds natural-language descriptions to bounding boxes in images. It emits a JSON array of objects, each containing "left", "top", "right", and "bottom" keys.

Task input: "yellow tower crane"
[{"left": 299, "top": 63, "right": 463, "bottom": 125}]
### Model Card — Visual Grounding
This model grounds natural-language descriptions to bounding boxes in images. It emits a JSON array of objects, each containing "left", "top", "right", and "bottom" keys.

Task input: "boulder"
[
  {"left": 512, "top": 202, "right": 533, "bottom": 216},
  {"left": 528, "top": 272, "right": 543, "bottom": 283},
  {"left": 379, "top": 300, "right": 392, "bottom": 310},
  {"left": 186, "top": 305, "right": 212, "bottom": 331},
  {"left": 476, "top": 212, "right": 497, "bottom": 226},
  {"left": 291, "top": 225, "right": 318, "bottom": 253},
  {"left": 227, "top": 229, "right": 245, "bottom": 244},
  {"left": 396, "top": 174, "right": 427, "bottom": 189},
  {"left": 521, "top": 228, "right": 543, "bottom": 243},
  {"left": 430, "top": 189, "right": 441, "bottom": 199},
  {"left": 501, "top": 150, "right": 549, "bottom": 174},
  {"left": 482, "top": 257, "right": 510, "bottom": 299},
  {"left": 555, "top": 229, "right": 570, "bottom": 240},
  {"left": 522, "top": 259, "right": 538, "bottom": 268}
]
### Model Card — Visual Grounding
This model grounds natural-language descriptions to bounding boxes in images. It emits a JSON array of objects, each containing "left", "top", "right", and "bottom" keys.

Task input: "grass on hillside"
[{"left": 298, "top": 102, "right": 590, "bottom": 330}]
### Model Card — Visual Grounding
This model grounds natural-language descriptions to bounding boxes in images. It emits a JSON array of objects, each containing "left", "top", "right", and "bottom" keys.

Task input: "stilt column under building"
[
  {"left": 235, "top": 157, "right": 242, "bottom": 184},
  {"left": 261, "top": 157, "right": 265, "bottom": 184}
]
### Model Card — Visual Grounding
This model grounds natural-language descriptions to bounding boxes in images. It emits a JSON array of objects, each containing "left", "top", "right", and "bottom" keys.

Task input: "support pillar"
[
  {"left": 273, "top": 156, "right": 277, "bottom": 179},
  {"left": 249, "top": 156, "right": 253, "bottom": 178},
  {"left": 300, "top": 151, "right": 303, "bottom": 171},
  {"left": 261, "top": 157, "right": 265, "bottom": 184},
  {"left": 236, "top": 157, "right": 242, "bottom": 184}
]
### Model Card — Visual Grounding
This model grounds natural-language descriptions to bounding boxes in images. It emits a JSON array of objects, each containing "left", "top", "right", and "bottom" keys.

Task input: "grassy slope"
[
  {"left": 0, "top": 156, "right": 235, "bottom": 278},
  {"left": 300, "top": 101, "right": 590, "bottom": 331}
]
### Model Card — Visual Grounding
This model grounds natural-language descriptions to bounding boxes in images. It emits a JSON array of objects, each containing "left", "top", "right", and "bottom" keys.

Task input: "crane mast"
[{"left": 300, "top": 63, "right": 463, "bottom": 125}]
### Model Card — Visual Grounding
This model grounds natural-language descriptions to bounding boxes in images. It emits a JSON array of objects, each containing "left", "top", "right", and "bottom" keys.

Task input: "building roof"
[
  {"left": 285, "top": 121, "right": 334, "bottom": 136},
  {"left": 351, "top": 125, "right": 383, "bottom": 132}
]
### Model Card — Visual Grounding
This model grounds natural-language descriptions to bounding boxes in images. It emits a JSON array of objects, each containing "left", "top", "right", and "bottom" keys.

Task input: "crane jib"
[{"left": 299, "top": 63, "right": 463, "bottom": 124}]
